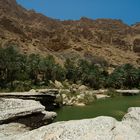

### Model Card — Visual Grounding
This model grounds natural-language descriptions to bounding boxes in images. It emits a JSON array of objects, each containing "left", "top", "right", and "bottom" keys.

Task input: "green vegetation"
[
  {"left": 0, "top": 46, "right": 140, "bottom": 91},
  {"left": 107, "top": 64, "right": 140, "bottom": 89}
]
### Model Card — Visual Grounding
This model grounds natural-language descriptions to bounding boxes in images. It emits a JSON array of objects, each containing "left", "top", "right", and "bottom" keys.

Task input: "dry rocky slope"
[
  {"left": 0, "top": 0, "right": 140, "bottom": 67},
  {"left": 1, "top": 107, "right": 140, "bottom": 140}
]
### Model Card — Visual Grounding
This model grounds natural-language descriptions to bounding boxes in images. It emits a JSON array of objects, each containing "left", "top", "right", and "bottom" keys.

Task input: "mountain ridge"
[{"left": 0, "top": 0, "right": 139, "bottom": 67}]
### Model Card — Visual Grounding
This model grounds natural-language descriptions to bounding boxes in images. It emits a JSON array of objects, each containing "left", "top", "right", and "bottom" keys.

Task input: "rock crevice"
[{"left": 0, "top": 98, "right": 57, "bottom": 138}]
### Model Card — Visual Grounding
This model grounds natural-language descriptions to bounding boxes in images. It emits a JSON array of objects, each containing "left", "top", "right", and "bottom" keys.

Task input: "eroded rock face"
[
  {"left": 0, "top": 0, "right": 140, "bottom": 67},
  {"left": 0, "top": 98, "right": 45, "bottom": 124},
  {"left": 0, "top": 98, "right": 57, "bottom": 139},
  {"left": 3, "top": 107, "right": 140, "bottom": 140},
  {"left": 0, "top": 98, "right": 57, "bottom": 126},
  {"left": 133, "top": 38, "right": 140, "bottom": 52}
]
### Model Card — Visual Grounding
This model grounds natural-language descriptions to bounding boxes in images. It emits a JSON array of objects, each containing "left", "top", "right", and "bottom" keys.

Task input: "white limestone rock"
[
  {"left": 0, "top": 98, "right": 45, "bottom": 123},
  {"left": 2, "top": 107, "right": 140, "bottom": 140}
]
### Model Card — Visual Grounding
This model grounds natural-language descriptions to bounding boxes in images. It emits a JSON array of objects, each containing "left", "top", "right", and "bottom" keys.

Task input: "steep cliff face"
[{"left": 0, "top": 0, "right": 139, "bottom": 66}]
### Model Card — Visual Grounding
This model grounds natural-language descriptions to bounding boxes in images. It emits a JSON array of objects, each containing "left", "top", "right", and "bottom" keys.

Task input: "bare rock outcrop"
[
  {"left": 0, "top": 98, "right": 57, "bottom": 138},
  {"left": 2, "top": 107, "right": 140, "bottom": 140},
  {"left": 0, "top": 123, "right": 30, "bottom": 138},
  {"left": 0, "top": 0, "right": 139, "bottom": 67},
  {"left": 133, "top": 38, "right": 140, "bottom": 52},
  {"left": 0, "top": 98, "right": 45, "bottom": 124}
]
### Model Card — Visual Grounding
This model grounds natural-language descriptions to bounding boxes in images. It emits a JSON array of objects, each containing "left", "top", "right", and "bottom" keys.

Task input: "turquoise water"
[{"left": 54, "top": 95, "right": 140, "bottom": 122}]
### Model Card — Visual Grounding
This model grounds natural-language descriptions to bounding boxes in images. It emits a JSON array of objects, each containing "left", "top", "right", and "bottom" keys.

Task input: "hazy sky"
[{"left": 16, "top": 0, "right": 140, "bottom": 25}]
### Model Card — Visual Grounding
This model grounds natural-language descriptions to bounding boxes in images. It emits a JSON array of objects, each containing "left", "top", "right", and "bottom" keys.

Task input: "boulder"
[
  {"left": 70, "top": 88, "right": 77, "bottom": 93},
  {"left": 95, "top": 94, "right": 110, "bottom": 99},
  {"left": 42, "top": 111, "right": 57, "bottom": 121},
  {"left": 29, "top": 89, "right": 36, "bottom": 93},
  {"left": 0, "top": 98, "right": 45, "bottom": 124},
  {"left": 78, "top": 85, "right": 88, "bottom": 91},
  {"left": 77, "top": 94, "right": 85, "bottom": 100},
  {"left": 74, "top": 103, "right": 86, "bottom": 106},
  {"left": 54, "top": 80, "right": 64, "bottom": 89},
  {"left": 71, "top": 84, "right": 79, "bottom": 89}
]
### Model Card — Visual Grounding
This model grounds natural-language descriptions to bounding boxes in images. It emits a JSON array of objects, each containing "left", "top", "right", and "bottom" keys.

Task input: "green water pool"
[{"left": 54, "top": 95, "right": 140, "bottom": 122}]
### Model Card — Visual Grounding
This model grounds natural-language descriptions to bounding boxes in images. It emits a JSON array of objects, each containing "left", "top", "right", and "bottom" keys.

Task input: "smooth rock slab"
[
  {"left": 0, "top": 123, "right": 30, "bottom": 138},
  {"left": 0, "top": 98, "right": 45, "bottom": 123},
  {"left": 3, "top": 107, "right": 140, "bottom": 140},
  {"left": 3, "top": 117, "right": 116, "bottom": 140},
  {"left": 122, "top": 107, "right": 140, "bottom": 136}
]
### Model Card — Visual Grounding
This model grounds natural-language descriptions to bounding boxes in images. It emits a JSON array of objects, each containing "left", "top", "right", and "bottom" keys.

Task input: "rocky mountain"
[{"left": 0, "top": 0, "right": 140, "bottom": 67}]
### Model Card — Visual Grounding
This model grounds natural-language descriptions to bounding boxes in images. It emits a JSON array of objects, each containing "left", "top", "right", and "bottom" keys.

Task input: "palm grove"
[{"left": 0, "top": 46, "right": 140, "bottom": 91}]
